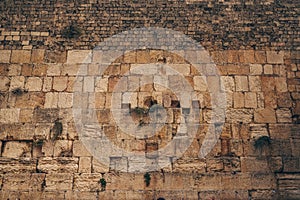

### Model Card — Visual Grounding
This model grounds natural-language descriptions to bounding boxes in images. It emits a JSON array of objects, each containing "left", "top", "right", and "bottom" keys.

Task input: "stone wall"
[{"left": 0, "top": 0, "right": 299, "bottom": 200}]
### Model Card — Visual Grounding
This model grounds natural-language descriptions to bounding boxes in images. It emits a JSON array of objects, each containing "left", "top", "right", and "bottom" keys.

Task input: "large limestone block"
[
  {"left": 266, "top": 51, "right": 284, "bottom": 64},
  {"left": 2, "top": 141, "right": 31, "bottom": 158},
  {"left": 0, "top": 50, "right": 11, "bottom": 63},
  {"left": 254, "top": 108, "right": 276, "bottom": 123},
  {"left": 67, "top": 50, "right": 92, "bottom": 64},
  {"left": 37, "top": 157, "right": 78, "bottom": 173},
  {"left": 11, "top": 50, "right": 31, "bottom": 63}
]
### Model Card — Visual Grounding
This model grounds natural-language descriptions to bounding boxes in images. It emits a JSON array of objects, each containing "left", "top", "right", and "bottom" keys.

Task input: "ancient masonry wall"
[{"left": 0, "top": 0, "right": 299, "bottom": 200}]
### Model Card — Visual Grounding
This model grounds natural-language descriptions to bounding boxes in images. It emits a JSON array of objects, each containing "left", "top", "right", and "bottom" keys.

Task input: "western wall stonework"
[{"left": 0, "top": 0, "right": 299, "bottom": 199}]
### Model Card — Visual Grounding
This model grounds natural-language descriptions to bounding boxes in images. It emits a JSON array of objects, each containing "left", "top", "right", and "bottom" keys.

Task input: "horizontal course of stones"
[
  {"left": 0, "top": 0, "right": 299, "bottom": 51},
  {"left": 0, "top": 48, "right": 299, "bottom": 199}
]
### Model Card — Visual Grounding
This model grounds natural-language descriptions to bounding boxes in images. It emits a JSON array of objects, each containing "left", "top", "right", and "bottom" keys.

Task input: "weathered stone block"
[
  {"left": 2, "top": 173, "right": 45, "bottom": 191},
  {"left": 8, "top": 64, "right": 21, "bottom": 76},
  {"left": 73, "top": 173, "right": 102, "bottom": 191},
  {"left": 249, "top": 76, "right": 261, "bottom": 92},
  {"left": 0, "top": 50, "right": 11, "bottom": 63},
  {"left": 263, "top": 64, "right": 273, "bottom": 74},
  {"left": 47, "top": 64, "right": 61, "bottom": 76},
  {"left": 2, "top": 141, "right": 31, "bottom": 158},
  {"left": 79, "top": 157, "right": 92, "bottom": 173},
  {"left": 25, "top": 77, "right": 43, "bottom": 91},
  {"left": 31, "top": 49, "right": 45, "bottom": 63},
  {"left": 0, "top": 108, "right": 20, "bottom": 123},
  {"left": 33, "top": 108, "right": 59, "bottom": 123},
  {"left": 245, "top": 92, "right": 257, "bottom": 108},
  {"left": 235, "top": 76, "right": 248, "bottom": 91},
  {"left": 32, "top": 64, "right": 47, "bottom": 76},
  {"left": 67, "top": 50, "right": 92, "bottom": 64},
  {"left": 233, "top": 92, "right": 244, "bottom": 108},
  {"left": 0, "top": 76, "right": 10, "bottom": 91},
  {"left": 250, "top": 64, "right": 263, "bottom": 75},
  {"left": 0, "top": 158, "right": 36, "bottom": 173},
  {"left": 53, "top": 140, "right": 73, "bottom": 157},
  {"left": 53, "top": 77, "right": 68, "bottom": 91},
  {"left": 45, "top": 173, "right": 73, "bottom": 191},
  {"left": 58, "top": 92, "right": 73, "bottom": 108},
  {"left": 11, "top": 50, "right": 31, "bottom": 63},
  {"left": 9, "top": 76, "right": 25, "bottom": 91},
  {"left": 276, "top": 108, "right": 292, "bottom": 123},
  {"left": 226, "top": 109, "right": 253, "bottom": 123},
  {"left": 275, "top": 77, "right": 288, "bottom": 92},
  {"left": 42, "top": 77, "right": 52, "bottom": 92},
  {"left": 254, "top": 107, "right": 276, "bottom": 123},
  {"left": 44, "top": 92, "right": 58, "bottom": 108},
  {"left": 266, "top": 51, "right": 284, "bottom": 64},
  {"left": 73, "top": 140, "right": 92, "bottom": 157},
  {"left": 37, "top": 157, "right": 78, "bottom": 173}
]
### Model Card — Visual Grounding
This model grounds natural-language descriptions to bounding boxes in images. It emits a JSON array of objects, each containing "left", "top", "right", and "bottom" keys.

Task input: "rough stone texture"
[{"left": 0, "top": 1, "right": 299, "bottom": 199}]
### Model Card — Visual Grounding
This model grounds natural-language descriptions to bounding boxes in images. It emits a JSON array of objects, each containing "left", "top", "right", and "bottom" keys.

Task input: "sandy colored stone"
[
  {"left": 7, "top": 64, "right": 21, "bottom": 76},
  {"left": 242, "top": 50, "right": 255, "bottom": 63},
  {"left": 128, "top": 75, "right": 140, "bottom": 91},
  {"left": 53, "top": 77, "right": 68, "bottom": 91},
  {"left": 47, "top": 64, "right": 61, "bottom": 76},
  {"left": 266, "top": 51, "right": 284, "bottom": 64},
  {"left": 254, "top": 107, "right": 276, "bottom": 123},
  {"left": 0, "top": 109, "right": 20, "bottom": 123},
  {"left": 32, "top": 64, "right": 47, "bottom": 76},
  {"left": 226, "top": 108, "right": 253, "bottom": 123},
  {"left": 58, "top": 92, "right": 73, "bottom": 108},
  {"left": 53, "top": 140, "right": 73, "bottom": 157},
  {"left": 25, "top": 77, "right": 43, "bottom": 91},
  {"left": 92, "top": 158, "right": 109, "bottom": 173},
  {"left": 0, "top": 50, "right": 11, "bottom": 63},
  {"left": 250, "top": 64, "right": 263, "bottom": 75},
  {"left": 167, "top": 64, "right": 190, "bottom": 76},
  {"left": 276, "top": 108, "right": 292, "bottom": 123},
  {"left": 21, "top": 64, "right": 33, "bottom": 76},
  {"left": 249, "top": 76, "right": 261, "bottom": 91},
  {"left": 42, "top": 77, "right": 52, "bottom": 92},
  {"left": 11, "top": 50, "right": 31, "bottom": 63},
  {"left": 73, "top": 140, "right": 92, "bottom": 157},
  {"left": 9, "top": 76, "right": 25, "bottom": 90},
  {"left": 124, "top": 50, "right": 136, "bottom": 63},
  {"left": 31, "top": 49, "right": 45, "bottom": 63},
  {"left": 233, "top": 92, "right": 244, "bottom": 108},
  {"left": 44, "top": 92, "right": 58, "bottom": 108},
  {"left": 73, "top": 173, "right": 102, "bottom": 191},
  {"left": 37, "top": 157, "right": 78, "bottom": 173},
  {"left": 45, "top": 173, "right": 73, "bottom": 191},
  {"left": 255, "top": 51, "right": 266, "bottom": 63},
  {"left": 0, "top": 76, "right": 10, "bottom": 91},
  {"left": 263, "top": 64, "right": 273, "bottom": 74},
  {"left": 94, "top": 92, "right": 106, "bottom": 109},
  {"left": 245, "top": 92, "right": 257, "bottom": 108},
  {"left": 95, "top": 77, "right": 108, "bottom": 92},
  {"left": 193, "top": 76, "right": 207, "bottom": 91},
  {"left": 221, "top": 76, "right": 235, "bottom": 92},
  {"left": 235, "top": 76, "right": 248, "bottom": 91},
  {"left": 79, "top": 157, "right": 92, "bottom": 173},
  {"left": 83, "top": 76, "right": 95, "bottom": 92},
  {"left": 275, "top": 77, "right": 288, "bottom": 92},
  {"left": 2, "top": 141, "right": 31, "bottom": 158},
  {"left": 19, "top": 109, "right": 34, "bottom": 123},
  {"left": 61, "top": 64, "right": 80, "bottom": 76},
  {"left": 67, "top": 50, "right": 92, "bottom": 64}
]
